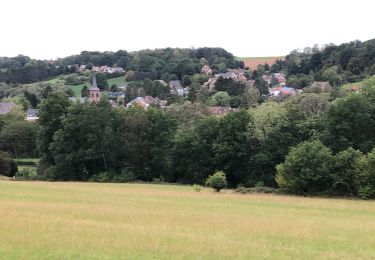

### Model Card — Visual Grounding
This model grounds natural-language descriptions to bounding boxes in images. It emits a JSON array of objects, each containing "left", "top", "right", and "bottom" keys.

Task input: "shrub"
[
  {"left": 89, "top": 172, "right": 111, "bottom": 182},
  {"left": 193, "top": 184, "right": 202, "bottom": 192},
  {"left": 43, "top": 166, "right": 60, "bottom": 180},
  {"left": 276, "top": 140, "right": 333, "bottom": 195},
  {"left": 206, "top": 171, "right": 227, "bottom": 192},
  {"left": 358, "top": 185, "right": 374, "bottom": 200},
  {"left": 235, "top": 186, "right": 277, "bottom": 194},
  {"left": 112, "top": 169, "right": 137, "bottom": 183},
  {"left": 0, "top": 151, "right": 13, "bottom": 177},
  {"left": 355, "top": 148, "right": 375, "bottom": 198}
]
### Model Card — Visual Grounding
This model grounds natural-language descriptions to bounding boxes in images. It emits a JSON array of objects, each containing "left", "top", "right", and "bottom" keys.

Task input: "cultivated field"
[
  {"left": 239, "top": 56, "right": 284, "bottom": 70},
  {"left": 1, "top": 181, "right": 375, "bottom": 259}
]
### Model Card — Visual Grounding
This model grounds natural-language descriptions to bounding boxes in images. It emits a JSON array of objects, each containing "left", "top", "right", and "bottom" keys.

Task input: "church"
[{"left": 89, "top": 73, "right": 101, "bottom": 103}]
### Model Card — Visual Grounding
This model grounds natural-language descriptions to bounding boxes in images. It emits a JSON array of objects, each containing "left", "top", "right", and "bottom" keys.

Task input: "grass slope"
[
  {"left": 1, "top": 181, "right": 375, "bottom": 259},
  {"left": 69, "top": 76, "right": 126, "bottom": 97}
]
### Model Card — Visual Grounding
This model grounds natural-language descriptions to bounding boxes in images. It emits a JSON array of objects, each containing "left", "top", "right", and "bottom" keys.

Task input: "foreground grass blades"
[{"left": 1, "top": 181, "right": 375, "bottom": 259}]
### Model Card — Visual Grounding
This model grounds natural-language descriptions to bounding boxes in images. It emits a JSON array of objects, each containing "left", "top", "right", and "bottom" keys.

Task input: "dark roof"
[
  {"left": 26, "top": 108, "right": 38, "bottom": 117},
  {"left": 90, "top": 73, "right": 101, "bottom": 91},
  {"left": 0, "top": 102, "right": 16, "bottom": 114},
  {"left": 170, "top": 80, "right": 182, "bottom": 89}
]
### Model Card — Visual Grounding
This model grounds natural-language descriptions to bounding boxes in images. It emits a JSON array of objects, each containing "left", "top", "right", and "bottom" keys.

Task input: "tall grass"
[{"left": 0, "top": 181, "right": 374, "bottom": 259}]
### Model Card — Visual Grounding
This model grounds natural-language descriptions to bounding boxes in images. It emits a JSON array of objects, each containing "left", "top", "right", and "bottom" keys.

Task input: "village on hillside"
[{"left": 0, "top": 61, "right": 343, "bottom": 120}]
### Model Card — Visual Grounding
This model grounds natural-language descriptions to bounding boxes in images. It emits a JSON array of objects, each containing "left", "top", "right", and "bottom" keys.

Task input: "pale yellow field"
[{"left": 1, "top": 181, "right": 375, "bottom": 259}]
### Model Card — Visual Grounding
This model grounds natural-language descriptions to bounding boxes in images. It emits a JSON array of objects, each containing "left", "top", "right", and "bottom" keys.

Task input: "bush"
[
  {"left": 43, "top": 166, "right": 60, "bottom": 180},
  {"left": 89, "top": 172, "right": 111, "bottom": 182},
  {"left": 112, "top": 169, "right": 137, "bottom": 183},
  {"left": 236, "top": 186, "right": 277, "bottom": 194},
  {"left": 193, "top": 184, "right": 202, "bottom": 192},
  {"left": 276, "top": 140, "right": 333, "bottom": 195},
  {"left": 206, "top": 171, "right": 227, "bottom": 192},
  {"left": 355, "top": 148, "right": 375, "bottom": 198},
  {"left": 0, "top": 151, "right": 16, "bottom": 177},
  {"left": 358, "top": 185, "right": 374, "bottom": 200}
]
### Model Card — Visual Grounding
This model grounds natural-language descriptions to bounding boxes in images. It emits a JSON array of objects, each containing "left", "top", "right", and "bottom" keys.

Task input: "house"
[
  {"left": 270, "top": 86, "right": 297, "bottom": 98},
  {"left": 217, "top": 69, "right": 247, "bottom": 82},
  {"left": 203, "top": 77, "right": 218, "bottom": 91},
  {"left": 273, "top": 73, "right": 286, "bottom": 85},
  {"left": 170, "top": 80, "right": 189, "bottom": 96},
  {"left": 310, "top": 81, "right": 332, "bottom": 93},
  {"left": 262, "top": 75, "right": 273, "bottom": 85},
  {"left": 126, "top": 96, "right": 167, "bottom": 109},
  {"left": 201, "top": 65, "right": 213, "bottom": 75},
  {"left": 108, "top": 92, "right": 125, "bottom": 100},
  {"left": 79, "top": 65, "right": 86, "bottom": 72},
  {"left": 0, "top": 102, "right": 16, "bottom": 115},
  {"left": 25, "top": 108, "right": 39, "bottom": 121}
]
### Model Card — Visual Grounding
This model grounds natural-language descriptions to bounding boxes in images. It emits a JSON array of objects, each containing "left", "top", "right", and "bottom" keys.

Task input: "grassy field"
[
  {"left": 238, "top": 56, "right": 285, "bottom": 70},
  {"left": 341, "top": 81, "right": 364, "bottom": 91},
  {"left": 0, "top": 181, "right": 375, "bottom": 259}
]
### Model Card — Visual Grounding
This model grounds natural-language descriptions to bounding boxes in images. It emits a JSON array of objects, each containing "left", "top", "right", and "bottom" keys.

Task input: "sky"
[{"left": 0, "top": 0, "right": 374, "bottom": 60}]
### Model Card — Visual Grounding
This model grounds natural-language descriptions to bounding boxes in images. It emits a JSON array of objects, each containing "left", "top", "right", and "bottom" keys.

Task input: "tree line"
[
  {"left": 277, "top": 39, "right": 375, "bottom": 88},
  {"left": 0, "top": 47, "right": 243, "bottom": 85}
]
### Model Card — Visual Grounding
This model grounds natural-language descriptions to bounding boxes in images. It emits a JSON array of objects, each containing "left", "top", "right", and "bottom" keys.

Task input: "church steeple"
[{"left": 89, "top": 72, "right": 101, "bottom": 103}]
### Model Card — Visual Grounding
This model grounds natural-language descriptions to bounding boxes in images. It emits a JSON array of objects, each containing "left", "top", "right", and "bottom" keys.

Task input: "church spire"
[
  {"left": 89, "top": 72, "right": 101, "bottom": 102},
  {"left": 90, "top": 72, "right": 100, "bottom": 91}
]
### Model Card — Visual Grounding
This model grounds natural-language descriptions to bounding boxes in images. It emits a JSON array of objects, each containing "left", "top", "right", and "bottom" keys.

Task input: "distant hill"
[{"left": 238, "top": 56, "right": 285, "bottom": 70}]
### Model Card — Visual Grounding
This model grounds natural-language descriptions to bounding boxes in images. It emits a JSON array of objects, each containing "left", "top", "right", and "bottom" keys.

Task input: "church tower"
[{"left": 89, "top": 73, "right": 101, "bottom": 103}]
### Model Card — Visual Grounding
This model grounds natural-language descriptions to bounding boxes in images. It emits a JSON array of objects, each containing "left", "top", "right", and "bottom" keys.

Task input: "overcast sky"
[{"left": 0, "top": 0, "right": 374, "bottom": 60}]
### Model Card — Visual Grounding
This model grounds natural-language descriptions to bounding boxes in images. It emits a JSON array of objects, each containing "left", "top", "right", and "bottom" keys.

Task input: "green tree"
[
  {"left": 172, "top": 117, "right": 219, "bottom": 184},
  {"left": 0, "top": 120, "right": 37, "bottom": 158},
  {"left": 276, "top": 140, "right": 333, "bottom": 194},
  {"left": 331, "top": 147, "right": 363, "bottom": 196},
  {"left": 81, "top": 85, "right": 89, "bottom": 97},
  {"left": 356, "top": 148, "right": 375, "bottom": 199},
  {"left": 37, "top": 92, "right": 70, "bottom": 166},
  {"left": 0, "top": 151, "right": 17, "bottom": 177},
  {"left": 93, "top": 73, "right": 108, "bottom": 90},
  {"left": 208, "top": 91, "right": 230, "bottom": 107},
  {"left": 206, "top": 171, "right": 227, "bottom": 192},
  {"left": 324, "top": 93, "right": 375, "bottom": 153}
]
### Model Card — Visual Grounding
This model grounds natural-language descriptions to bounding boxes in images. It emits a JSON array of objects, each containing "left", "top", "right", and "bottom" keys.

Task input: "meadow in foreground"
[{"left": 0, "top": 181, "right": 375, "bottom": 259}]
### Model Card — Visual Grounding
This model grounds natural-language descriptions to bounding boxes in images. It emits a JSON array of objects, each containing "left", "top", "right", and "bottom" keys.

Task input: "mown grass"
[
  {"left": 341, "top": 81, "right": 364, "bottom": 91},
  {"left": 69, "top": 84, "right": 85, "bottom": 97},
  {"left": 108, "top": 76, "right": 126, "bottom": 87},
  {"left": 0, "top": 181, "right": 375, "bottom": 259}
]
